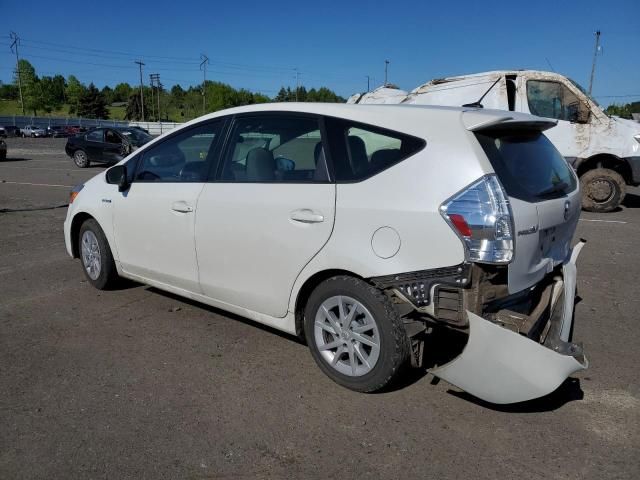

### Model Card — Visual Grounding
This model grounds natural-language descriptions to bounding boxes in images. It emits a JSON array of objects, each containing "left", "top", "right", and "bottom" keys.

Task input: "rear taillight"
[{"left": 440, "top": 174, "right": 514, "bottom": 264}]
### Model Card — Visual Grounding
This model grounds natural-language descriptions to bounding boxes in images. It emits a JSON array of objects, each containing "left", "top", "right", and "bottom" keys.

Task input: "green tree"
[
  {"left": 14, "top": 59, "right": 39, "bottom": 114},
  {"left": 0, "top": 82, "right": 18, "bottom": 100},
  {"left": 37, "top": 76, "right": 63, "bottom": 114},
  {"left": 66, "top": 75, "right": 86, "bottom": 114},
  {"left": 51, "top": 75, "right": 66, "bottom": 104},
  {"left": 113, "top": 82, "right": 132, "bottom": 103},
  {"left": 605, "top": 102, "right": 640, "bottom": 119},
  {"left": 101, "top": 86, "right": 114, "bottom": 105},
  {"left": 125, "top": 92, "right": 145, "bottom": 120},
  {"left": 77, "top": 83, "right": 109, "bottom": 119}
]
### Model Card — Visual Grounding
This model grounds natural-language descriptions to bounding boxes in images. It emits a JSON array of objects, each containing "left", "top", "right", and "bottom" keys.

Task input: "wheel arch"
[
  {"left": 69, "top": 212, "right": 96, "bottom": 258},
  {"left": 576, "top": 154, "right": 633, "bottom": 185},
  {"left": 293, "top": 269, "right": 364, "bottom": 339}
]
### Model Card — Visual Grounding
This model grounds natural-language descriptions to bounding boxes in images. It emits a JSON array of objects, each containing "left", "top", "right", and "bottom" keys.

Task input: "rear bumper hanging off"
[{"left": 430, "top": 240, "right": 588, "bottom": 404}]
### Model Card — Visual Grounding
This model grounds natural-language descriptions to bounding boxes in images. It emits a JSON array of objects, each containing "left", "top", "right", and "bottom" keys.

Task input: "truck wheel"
[
  {"left": 73, "top": 149, "right": 90, "bottom": 168},
  {"left": 580, "top": 168, "right": 626, "bottom": 213},
  {"left": 304, "top": 276, "right": 410, "bottom": 392}
]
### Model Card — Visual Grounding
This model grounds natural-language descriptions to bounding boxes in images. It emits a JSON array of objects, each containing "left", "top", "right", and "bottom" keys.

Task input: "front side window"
[
  {"left": 86, "top": 129, "right": 103, "bottom": 142},
  {"left": 134, "top": 121, "right": 221, "bottom": 182},
  {"left": 221, "top": 115, "right": 328, "bottom": 182},
  {"left": 325, "top": 119, "right": 425, "bottom": 182},
  {"left": 527, "top": 80, "right": 590, "bottom": 123}
]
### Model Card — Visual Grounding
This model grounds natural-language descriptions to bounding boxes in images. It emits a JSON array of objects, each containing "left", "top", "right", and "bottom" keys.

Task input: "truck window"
[{"left": 526, "top": 80, "right": 590, "bottom": 123}]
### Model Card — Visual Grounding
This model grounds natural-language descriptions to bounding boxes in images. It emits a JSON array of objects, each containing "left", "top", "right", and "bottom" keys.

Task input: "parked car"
[
  {"left": 3, "top": 126, "right": 21, "bottom": 137},
  {"left": 21, "top": 125, "right": 47, "bottom": 138},
  {"left": 63, "top": 103, "right": 588, "bottom": 404},
  {"left": 46, "top": 125, "right": 71, "bottom": 138},
  {"left": 0, "top": 139, "right": 6, "bottom": 160},
  {"left": 65, "top": 127, "right": 153, "bottom": 167},
  {"left": 349, "top": 70, "right": 640, "bottom": 213}
]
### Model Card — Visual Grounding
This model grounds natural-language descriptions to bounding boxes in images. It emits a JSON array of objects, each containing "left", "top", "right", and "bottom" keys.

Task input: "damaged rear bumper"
[{"left": 430, "top": 241, "right": 588, "bottom": 404}]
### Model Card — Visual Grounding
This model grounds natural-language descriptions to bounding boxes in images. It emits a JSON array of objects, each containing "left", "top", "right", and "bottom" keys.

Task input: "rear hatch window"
[{"left": 475, "top": 130, "right": 577, "bottom": 202}]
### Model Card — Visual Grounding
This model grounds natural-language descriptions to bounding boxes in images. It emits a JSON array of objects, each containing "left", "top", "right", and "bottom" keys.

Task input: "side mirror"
[{"left": 106, "top": 165, "right": 129, "bottom": 192}]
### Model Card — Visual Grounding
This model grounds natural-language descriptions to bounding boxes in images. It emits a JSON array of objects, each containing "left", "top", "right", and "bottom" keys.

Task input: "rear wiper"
[{"left": 537, "top": 181, "right": 569, "bottom": 198}]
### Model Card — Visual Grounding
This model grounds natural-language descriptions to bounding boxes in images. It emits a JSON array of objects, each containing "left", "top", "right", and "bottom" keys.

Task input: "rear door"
[
  {"left": 475, "top": 126, "right": 581, "bottom": 293},
  {"left": 84, "top": 129, "right": 105, "bottom": 161},
  {"left": 195, "top": 113, "right": 335, "bottom": 318}
]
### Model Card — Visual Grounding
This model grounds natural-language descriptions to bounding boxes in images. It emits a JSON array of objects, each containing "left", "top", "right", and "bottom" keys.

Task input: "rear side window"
[
  {"left": 325, "top": 119, "right": 425, "bottom": 182},
  {"left": 220, "top": 115, "right": 329, "bottom": 183},
  {"left": 476, "top": 130, "right": 577, "bottom": 202}
]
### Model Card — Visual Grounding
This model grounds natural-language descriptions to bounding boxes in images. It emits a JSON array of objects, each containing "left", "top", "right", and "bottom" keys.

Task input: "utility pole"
[
  {"left": 134, "top": 60, "right": 145, "bottom": 121},
  {"left": 366, "top": 75, "right": 370, "bottom": 92},
  {"left": 384, "top": 60, "right": 389, "bottom": 86},
  {"left": 588, "top": 30, "right": 601, "bottom": 96},
  {"left": 200, "top": 54, "right": 209, "bottom": 115},
  {"left": 149, "top": 74, "right": 156, "bottom": 121},
  {"left": 294, "top": 68, "right": 300, "bottom": 101},
  {"left": 150, "top": 74, "right": 161, "bottom": 121},
  {"left": 9, "top": 32, "right": 25, "bottom": 115}
]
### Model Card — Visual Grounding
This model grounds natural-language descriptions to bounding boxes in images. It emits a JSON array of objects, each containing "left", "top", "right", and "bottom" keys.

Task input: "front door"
[
  {"left": 112, "top": 120, "right": 223, "bottom": 292},
  {"left": 196, "top": 113, "right": 335, "bottom": 318}
]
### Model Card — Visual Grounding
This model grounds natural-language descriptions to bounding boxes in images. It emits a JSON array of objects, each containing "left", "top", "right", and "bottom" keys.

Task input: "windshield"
[
  {"left": 567, "top": 78, "right": 601, "bottom": 108},
  {"left": 476, "top": 130, "right": 577, "bottom": 202},
  {"left": 120, "top": 128, "right": 152, "bottom": 147}
]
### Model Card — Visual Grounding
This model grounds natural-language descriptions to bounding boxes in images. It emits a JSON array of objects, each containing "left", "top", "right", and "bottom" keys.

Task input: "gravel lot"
[{"left": 1, "top": 137, "right": 639, "bottom": 479}]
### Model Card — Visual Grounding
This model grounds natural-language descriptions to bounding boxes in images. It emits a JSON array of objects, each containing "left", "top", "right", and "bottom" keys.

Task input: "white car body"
[
  {"left": 349, "top": 71, "right": 640, "bottom": 210},
  {"left": 21, "top": 125, "right": 47, "bottom": 137},
  {"left": 64, "top": 102, "right": 587, "bottom": 404}
]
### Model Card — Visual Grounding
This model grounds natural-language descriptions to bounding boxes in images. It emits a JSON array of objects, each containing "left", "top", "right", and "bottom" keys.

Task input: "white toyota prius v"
[{"left": 64, "top": 103, "right": 588, "bottom": 404}]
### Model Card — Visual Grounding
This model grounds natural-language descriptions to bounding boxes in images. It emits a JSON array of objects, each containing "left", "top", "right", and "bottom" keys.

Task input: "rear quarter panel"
[{"left": 288, "top": 112, "right": 492, "bottom": 312}]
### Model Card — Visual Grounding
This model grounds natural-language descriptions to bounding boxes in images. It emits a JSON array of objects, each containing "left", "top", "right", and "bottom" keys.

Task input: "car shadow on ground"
[
  {"left": 1, "top": 157, "right": 31, "bottom": 162},
  {"left": 137, "top": 285, "right": 584, "bottom": 410},
  {"left": 143, "top": 286, "right": 306, "bottom": 345},
  {"left": 623, "top": 193, "right": 640, "bottom": 208}
]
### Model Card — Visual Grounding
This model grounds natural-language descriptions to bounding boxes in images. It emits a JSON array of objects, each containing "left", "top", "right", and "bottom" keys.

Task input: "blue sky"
[{"left": 1, "top": 0, "right": 638, "bottom": 106}]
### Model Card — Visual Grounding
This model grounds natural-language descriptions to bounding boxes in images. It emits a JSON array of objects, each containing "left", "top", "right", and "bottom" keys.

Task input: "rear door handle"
[
  {"left": 171, "top": 201, "right": 193, "bottom": 213},
  {"left": 290, "top": 209, "right": 324, "bottom": 224}
]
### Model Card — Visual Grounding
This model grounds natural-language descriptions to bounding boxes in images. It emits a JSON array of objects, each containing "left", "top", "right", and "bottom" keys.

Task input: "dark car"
[
  {"left": 46, "top": 126, "right": 71, "bottom": 138},
  {"left": 65, "top": 127, "right": 153, "bottom": 168},
  {"left": 3, "top": 126, "right": 21, "bottom": 137}
]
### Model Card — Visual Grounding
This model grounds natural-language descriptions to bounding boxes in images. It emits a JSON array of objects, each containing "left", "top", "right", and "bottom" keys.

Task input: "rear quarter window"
[
  {"left": 325, "top": 118, "right": 425, "bottom": 182},
  {"left": 475, "top": 130, "right": 577, "bottom": 202}
]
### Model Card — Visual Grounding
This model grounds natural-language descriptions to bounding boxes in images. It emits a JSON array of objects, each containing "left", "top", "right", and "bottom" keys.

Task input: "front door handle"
[
  {"left": 171, "top": 201, "right": 193, "bottom": 213},
  {"left": 290, "top": 209, "right": 324, "bottom": 224}
]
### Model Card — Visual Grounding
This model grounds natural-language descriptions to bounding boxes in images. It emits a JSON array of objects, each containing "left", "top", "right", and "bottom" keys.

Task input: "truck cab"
[{"left": 349, "top": 70, "right": 640, "bottom": 212}]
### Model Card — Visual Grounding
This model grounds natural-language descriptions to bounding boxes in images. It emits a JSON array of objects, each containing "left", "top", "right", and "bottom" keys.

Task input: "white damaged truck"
[{"left": 349, "top": 70, "right": 640, "bottom": 212}]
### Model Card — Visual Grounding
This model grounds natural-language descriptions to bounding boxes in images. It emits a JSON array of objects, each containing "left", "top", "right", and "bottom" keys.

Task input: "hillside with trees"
[{"left": 0, "top": 60, "right": 346, "bottom": 121}]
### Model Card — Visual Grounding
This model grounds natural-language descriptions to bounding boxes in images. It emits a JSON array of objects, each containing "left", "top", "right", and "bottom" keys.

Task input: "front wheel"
[
  {"left": 79, "top": 219, "right": 119, "bottom": 289},
  {"left": 580, "top": 168, "right": 626, "bottom": 213},
  {"left": 304, "top": 276, "right": 410, "bottom": 392},
  {"left": 73, "top": 149, "right": 90, "bottom": 168}
]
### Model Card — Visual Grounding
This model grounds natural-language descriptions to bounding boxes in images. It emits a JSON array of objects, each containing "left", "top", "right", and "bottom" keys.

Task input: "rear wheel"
[
  {"left": 304, "top": 276, "right": 409, "bottom": 392},
  {"left": 580, "top": 168, "right": 626, "bottom": 213},
  {"left": 79, "top": 219, "right": 119, "bottom": 290},
  {"left": 73, "top": 149, "right": 90, "bottom": 168}
]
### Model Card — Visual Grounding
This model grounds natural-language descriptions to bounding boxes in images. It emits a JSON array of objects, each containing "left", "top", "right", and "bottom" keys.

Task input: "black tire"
[
  {"left": 304, "top": 276, "right": 410, "bottom": 392},
  {"left": 73, "top": 149, "right": 90, "bottom": 168},
  {"left": 78, "top": 218, "right": 119, "bottom": 290},
  {"left": 580, "top": 168, "right": 626, "bottom": 213}
]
